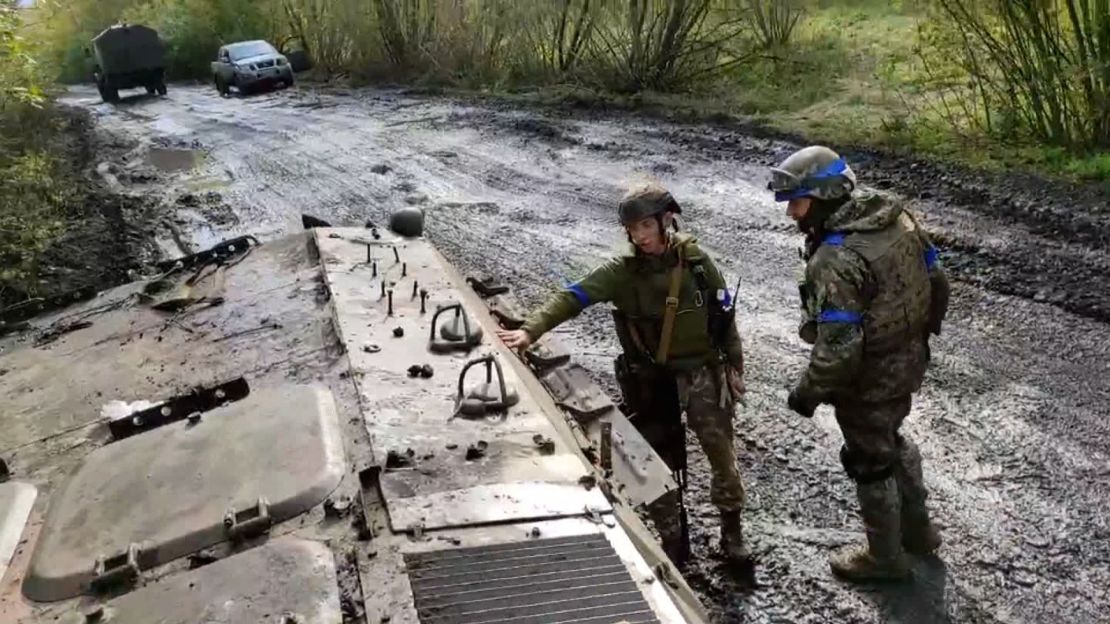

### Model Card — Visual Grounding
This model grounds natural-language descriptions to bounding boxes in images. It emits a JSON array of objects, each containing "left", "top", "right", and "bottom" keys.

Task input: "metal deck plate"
[
  {"left": 384, "top": 482, "right": 611, "bottom": 532},
  {"left": 405, "top": 534, "right": 660, "bottom": 624},
  {"left": 23, "top": 385, "right": 345, "bottom": 602},
  {"left": 316, "top": 230, "right": 605, "bottom": 531},
  {"left": 0, "top": 482, "right": 37, "bottom": 584},
  {"left": 63, "top": 538, "right": 341, "bottom": 624}
]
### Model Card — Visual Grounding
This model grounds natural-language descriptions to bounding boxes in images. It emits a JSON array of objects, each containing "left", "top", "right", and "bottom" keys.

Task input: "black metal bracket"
[
  {"left": 455, "top": 355, "right": 519, "bottom": 416},
  {"left": 428, "top": 303, "right": 481, "bottom": 353},
  {"left": 91, "top": 543, "right": 142, "bottom": 594},
  {"left": 107, "top": 377, "right": 250, "bottom": 441},
  {"left": 223, "top": 498, "right": 272, "bottom": 542},
  {"left": 155, "top": 235, "right": 259, "bottom": 273}
]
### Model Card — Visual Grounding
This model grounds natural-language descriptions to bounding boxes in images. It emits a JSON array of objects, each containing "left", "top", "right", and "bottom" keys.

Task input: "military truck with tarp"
[
  {"left": 0, "top": 224, "right": 711, "bottom": 623},
  {"left": 90, "top": 24, "right": 167, "bottom": 103}
]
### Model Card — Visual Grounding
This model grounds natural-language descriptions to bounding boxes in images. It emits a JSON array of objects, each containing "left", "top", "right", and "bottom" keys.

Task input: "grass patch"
[{"left": 697, "top": 1, "right": 1109, "bottom": 182}]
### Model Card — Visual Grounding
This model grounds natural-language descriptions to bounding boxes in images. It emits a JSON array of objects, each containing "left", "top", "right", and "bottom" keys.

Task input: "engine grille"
[{"left": 405, "top": 534, "right": 661, "bottom": 624}]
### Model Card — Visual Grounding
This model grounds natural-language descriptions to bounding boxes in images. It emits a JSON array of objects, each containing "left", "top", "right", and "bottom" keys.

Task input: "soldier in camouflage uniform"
[
  {"left": 769, "top": 146, "right": 950, "bottom": 581},
  {"left": 496, "top": 184, "right": 751, "bottom": 567}
]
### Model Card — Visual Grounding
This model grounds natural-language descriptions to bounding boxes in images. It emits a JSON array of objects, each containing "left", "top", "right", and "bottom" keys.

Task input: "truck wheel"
[
  {"left": 104, "top": 87, "right": 120, "bottom": 103},
  {"left": 215, "top": 76, "right": 229, "bottom": 97},
  {"left": 283, "top": 77, "right": 295, "bottom": 89},
  {"left": 146, "top": 85, "right": 156, "bottom": 95},
  {"left": 157, "top": 82, "right": 167, "bottom": 96}
]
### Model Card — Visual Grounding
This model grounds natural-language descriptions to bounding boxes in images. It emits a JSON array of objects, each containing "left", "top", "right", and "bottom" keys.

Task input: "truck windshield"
[{"left": 228, "top": 42, "right": 276, "bottom": 61}]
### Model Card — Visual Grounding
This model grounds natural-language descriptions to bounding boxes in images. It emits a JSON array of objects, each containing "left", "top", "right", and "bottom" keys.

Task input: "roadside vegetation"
[
  {"left": 0, "top": 1, "right": 74, "bottom": 304},
  {"left": 25, "top": 0, "right": 1109, "bottom": 180},
  {"left": 1, "top": 0, "right": 1107, "bottom": 302}
]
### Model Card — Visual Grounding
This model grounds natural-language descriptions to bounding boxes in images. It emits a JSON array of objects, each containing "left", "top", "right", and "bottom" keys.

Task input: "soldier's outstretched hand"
[{"left": 496, "top": 328, "right": 533, "bottom": 351}]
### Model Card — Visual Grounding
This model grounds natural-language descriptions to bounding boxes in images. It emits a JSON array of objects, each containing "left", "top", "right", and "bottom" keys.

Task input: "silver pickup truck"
[{"left": 211, "top": 40, "right": 294, "bottom": 96}]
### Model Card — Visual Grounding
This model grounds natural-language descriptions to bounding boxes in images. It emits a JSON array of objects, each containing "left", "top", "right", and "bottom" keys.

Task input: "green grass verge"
[{"left": 428, "top": 1, "right": 1108, "bottom": 183}]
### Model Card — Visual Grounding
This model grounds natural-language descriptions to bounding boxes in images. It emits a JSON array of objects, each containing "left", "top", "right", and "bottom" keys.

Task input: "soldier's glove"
[{"left": 787, "top": 388, "right": 818, "bottom": 418}]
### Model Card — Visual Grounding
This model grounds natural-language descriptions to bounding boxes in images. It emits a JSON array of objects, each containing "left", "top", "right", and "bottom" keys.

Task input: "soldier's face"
[
  {"left": 626, "top": 214, "right": 670, "bottom": 255},
  {"left": 787, "top": 197, "right": 813, "bottom": 230}
]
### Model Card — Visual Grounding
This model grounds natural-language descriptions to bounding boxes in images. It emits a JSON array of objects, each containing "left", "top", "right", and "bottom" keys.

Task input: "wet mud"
[{"left": 55, "top": 83, "right": 1110, "bottom": 623}]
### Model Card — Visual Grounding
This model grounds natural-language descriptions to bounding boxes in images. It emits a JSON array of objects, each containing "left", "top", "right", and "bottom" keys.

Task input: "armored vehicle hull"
[{"left": 0, "top": 230, "right": 708, "bottom": 623}]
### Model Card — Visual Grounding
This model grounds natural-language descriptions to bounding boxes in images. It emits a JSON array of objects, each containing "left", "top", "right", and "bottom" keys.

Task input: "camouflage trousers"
[
  {"left": 833, "top": 395, "right": 912, "bottom": 482},
  {"left": 677, "top": 365, "right": 746, "bottom": 512},
  {"left": 644, "top": 365, "right": 746, "bottom": 540}
]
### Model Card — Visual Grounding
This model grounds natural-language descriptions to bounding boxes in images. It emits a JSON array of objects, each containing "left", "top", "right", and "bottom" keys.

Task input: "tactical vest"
[
  {"left": 801, "top": 213, "right": 932, "bottom": 358},
  {"left": 617, "top": 240, "right": 718, "bottom": 370}
]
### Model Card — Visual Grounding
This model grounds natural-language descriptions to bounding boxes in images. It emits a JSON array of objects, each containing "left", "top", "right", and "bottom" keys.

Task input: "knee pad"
[{"left": 840, "top": 445, "right": 895, "bottom": 484}]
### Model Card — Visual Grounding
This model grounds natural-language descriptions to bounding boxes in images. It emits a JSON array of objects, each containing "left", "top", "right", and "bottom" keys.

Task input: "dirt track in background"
[{"left": 60, "top": 83, "right": 1110, "bottom": 624}]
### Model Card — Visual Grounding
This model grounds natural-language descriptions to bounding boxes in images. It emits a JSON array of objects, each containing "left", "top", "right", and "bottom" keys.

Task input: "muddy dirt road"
[{"left": 61, "top": 84, "right": 1110, "bottom": 623}]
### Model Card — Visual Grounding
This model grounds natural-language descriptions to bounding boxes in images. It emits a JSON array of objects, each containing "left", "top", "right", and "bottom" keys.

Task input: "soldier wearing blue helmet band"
[{"left": 770, "top": 146, "right": 950, "bottom": 582}]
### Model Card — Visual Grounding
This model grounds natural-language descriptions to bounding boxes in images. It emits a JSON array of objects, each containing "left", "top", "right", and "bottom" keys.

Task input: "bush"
[
  {"left": 735, "top": 0, "right": 806, "bottom": 49},
  {"left": 0, "top": 153, "right": 71, "bottom": 300},
  {"left": 922, "top": 0, "right": 1110, "bottom": 149},
  {"left": 588, "top": 0, "right": 746, "bottom": 92},
  {"left": 1, "top": 1, "right": 71, "bottom": 301}
]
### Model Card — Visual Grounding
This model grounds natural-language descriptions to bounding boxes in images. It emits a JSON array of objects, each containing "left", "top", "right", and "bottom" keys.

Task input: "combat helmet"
[
  {"left": 768, "top": 146, "right": 856, "bottom": 202},
  {"left": 618, "top": 183, "right": 682, "bottom": 225}
]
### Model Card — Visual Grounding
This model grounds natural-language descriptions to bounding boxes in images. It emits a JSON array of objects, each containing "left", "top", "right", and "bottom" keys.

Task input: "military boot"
[
  {"left": 895, "top": 438, "right": 942, "bottom": 556},
  {"left": 830, "top": 476, "right": 911, "bottom": 582},
  {"left": 720, "top": 510, "right": 752, "bottom": 566}
]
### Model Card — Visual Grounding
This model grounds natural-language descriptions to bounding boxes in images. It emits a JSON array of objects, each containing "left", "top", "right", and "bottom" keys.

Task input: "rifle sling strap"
[{"left": 655, "top": 243, "right": 685, "bottom": 364}]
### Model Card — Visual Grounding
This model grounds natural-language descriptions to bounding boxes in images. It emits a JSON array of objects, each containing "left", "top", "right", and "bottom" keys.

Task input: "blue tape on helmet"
[
  {"left": 810, "top": 158, "right": 848, "bottom": 180},
  {"left": 772, "top": 158, "right": 849, "bottom": 202}
]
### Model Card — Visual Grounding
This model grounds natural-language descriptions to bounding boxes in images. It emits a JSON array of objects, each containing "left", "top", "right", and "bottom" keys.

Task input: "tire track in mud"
[{"left": 65, "top": 84, "right": 1110, "bottom": 624}]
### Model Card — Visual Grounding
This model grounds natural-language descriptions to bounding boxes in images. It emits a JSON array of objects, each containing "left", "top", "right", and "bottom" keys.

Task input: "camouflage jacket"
[
  {"left": 796, "top": 192, "right": 947, "bottom": 404},
  {"left": 521, "top": 232, "right": 744, "bottom": 372}
]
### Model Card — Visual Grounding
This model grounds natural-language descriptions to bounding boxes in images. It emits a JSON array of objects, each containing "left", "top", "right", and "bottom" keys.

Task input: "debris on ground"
[
  {"left": 385, "top": 448, "right": 415, "bottom": 469},
  {"left": 407, "top": 364, "right": 433, "bottom": 378},
  {"left": 532, "top": 434, "right": 555, "bottom": 455},
  {"left": 465, "top": 441, "right": 488, "bottom": 461},
  {"left": 324, "top": 495, "right": 353, "bottom": 518},
  {"left": 34, "top": 320, "right": 94, "bottom": 347}
]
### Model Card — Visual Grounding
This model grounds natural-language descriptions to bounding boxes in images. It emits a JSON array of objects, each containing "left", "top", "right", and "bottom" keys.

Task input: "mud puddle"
[{"left": 147, "top": 146, "right": 202, "bottom": 173}]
